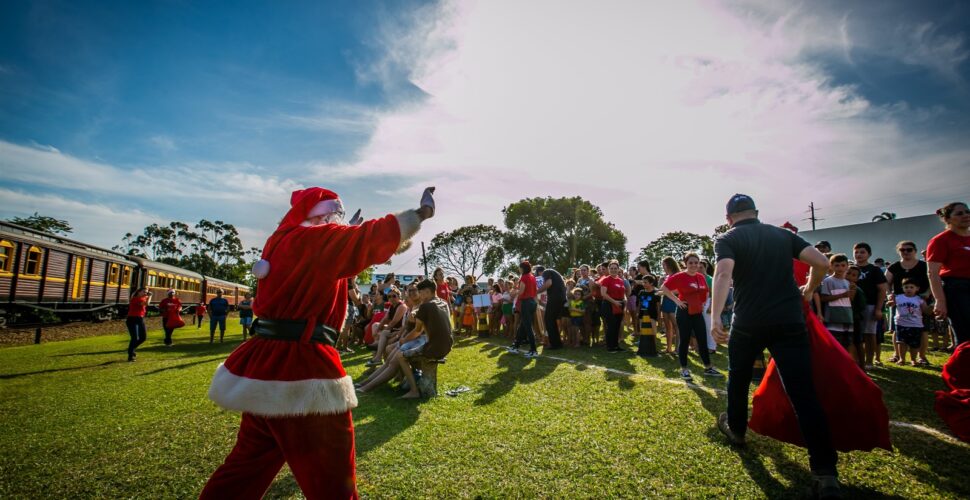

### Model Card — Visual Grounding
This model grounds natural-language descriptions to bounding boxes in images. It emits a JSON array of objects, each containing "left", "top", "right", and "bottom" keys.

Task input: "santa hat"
[{"left": 252, "top": 187, "right": 343, "bottom": 280}]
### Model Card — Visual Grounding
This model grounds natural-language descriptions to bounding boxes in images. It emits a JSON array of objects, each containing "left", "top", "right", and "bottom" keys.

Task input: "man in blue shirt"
[{"left": 209, "top": 289, "right": 230, "bottom": 343}]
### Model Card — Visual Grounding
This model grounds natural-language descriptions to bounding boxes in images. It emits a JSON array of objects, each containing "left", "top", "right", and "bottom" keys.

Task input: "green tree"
[
  {"left": 501, "top": 197, "right": 627, "bottom": 272},
  {"left": 636, "top": 231, "right": 713, "bottom": 274},
  {"left": 6, "top": 212, "right": 73, "bottom": 235},
  {"left": 420, "top": 224, "right": 505, "bottom": 280},
  {"left": 116, "top": 219, "right": 250, "bottom": 282}
]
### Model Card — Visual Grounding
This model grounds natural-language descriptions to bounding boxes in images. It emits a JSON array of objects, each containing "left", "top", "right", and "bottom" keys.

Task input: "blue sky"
[{"left": 1, "top": 0, "right": 969, "bottom": 274}]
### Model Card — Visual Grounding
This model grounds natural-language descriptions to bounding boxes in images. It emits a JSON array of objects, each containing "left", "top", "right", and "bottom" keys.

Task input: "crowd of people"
[{"left": 115, "top": 185, "right": 968, "bottom": 499}]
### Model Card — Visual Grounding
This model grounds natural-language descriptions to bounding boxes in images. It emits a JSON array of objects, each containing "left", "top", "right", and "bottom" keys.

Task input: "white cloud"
[{"left": 336, "top": 0, "right": 970, "bottom": 275}]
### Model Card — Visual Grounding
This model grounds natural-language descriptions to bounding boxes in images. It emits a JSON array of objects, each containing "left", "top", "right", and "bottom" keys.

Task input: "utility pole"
[
  {"left": 804, "top": 202, "right": 823, "bottom": 231},
  {"left": 421, "top": 241, "right": 428, "bottom": 277}
]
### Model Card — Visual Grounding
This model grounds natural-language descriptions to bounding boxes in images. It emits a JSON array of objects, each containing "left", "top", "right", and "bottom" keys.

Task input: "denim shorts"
[
  {"left": 661, "top": 296, "right": 678, "bottom": 313},
  {"left": 239, "top": 317, "right": 253, "bottom": 327},
  {"left": 400, "top": 335, "right": 429, "bottom": 358}
]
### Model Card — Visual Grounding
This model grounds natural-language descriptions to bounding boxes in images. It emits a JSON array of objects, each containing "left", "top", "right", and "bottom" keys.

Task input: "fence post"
[{"left": 34, "top": 328, "right": 42, "bottom": 344}]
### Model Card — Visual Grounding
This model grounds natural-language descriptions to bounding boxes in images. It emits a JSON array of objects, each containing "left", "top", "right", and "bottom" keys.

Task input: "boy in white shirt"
[{"left": 894, "top": 278, "right": 932, "bottom": 366}]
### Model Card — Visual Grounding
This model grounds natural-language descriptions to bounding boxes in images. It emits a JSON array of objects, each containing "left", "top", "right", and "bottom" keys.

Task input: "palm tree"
[{"left": 872, "top": 212, "right": 897, "bottom": 222}]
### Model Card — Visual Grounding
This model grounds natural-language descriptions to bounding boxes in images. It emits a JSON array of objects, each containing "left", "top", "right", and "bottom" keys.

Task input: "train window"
[
  {"left": 176, "top": 278, "right": 183, "bottom": 290},
  {"left": 24, "top": 246, "right": 43, "bottom": 275},
  {"left": 122, "top": 267, "right": 132, "bottom": 286},
  {"left": 148, "top": 274, "right": 157, "bottom": 287},
  {"left": 0, "top": 240, "right": 12, "bottom": 273},
  {"left": 108, "top": 264, "right": 120, "bottom": 285}
]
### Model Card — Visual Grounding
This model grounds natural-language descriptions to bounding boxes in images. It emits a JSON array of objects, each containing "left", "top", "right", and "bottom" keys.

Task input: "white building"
[{"left": 799, "top": 214, "right": 943, "bottom": 262}]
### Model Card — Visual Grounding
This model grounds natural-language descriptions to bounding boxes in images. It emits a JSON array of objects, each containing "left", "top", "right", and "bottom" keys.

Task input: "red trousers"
[{"left": 200, "top": 412, "right": 358, "bottom": 500}]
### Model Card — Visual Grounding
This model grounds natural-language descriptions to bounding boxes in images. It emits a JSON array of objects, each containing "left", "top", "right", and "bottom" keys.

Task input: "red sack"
[
  {"left": 749, "top": 302, "right": 892, "bottom": 452},
  {"left": 934, "top": 341, "right": 970, "bottom": 443},
  {"left": 166, "top": 314, "right": 186, "bottom": 329},
  {"left": 364, "top": 311, "right": 386, "bottom": 345}
]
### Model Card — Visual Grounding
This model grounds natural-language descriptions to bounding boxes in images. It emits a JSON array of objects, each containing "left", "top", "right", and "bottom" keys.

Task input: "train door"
[{"left": 72, "top": 256, "right": 86, "bottom": 300}]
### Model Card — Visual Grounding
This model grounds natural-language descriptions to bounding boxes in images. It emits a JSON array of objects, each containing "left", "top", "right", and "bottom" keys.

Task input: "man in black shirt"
[
  {"left": 535, "top": 266, "right": 568, "bottom": 349},
  {"left": 711, "top": 194, "right": 840, "bottom": 497}
]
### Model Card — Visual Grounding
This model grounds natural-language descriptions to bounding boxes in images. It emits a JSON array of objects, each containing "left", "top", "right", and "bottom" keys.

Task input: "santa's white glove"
[
  {"left": 420, "top": 186, "right": 436, "bottom": 218},
  {"left": 348, "top": 209, "right": 363, "bottom": 226}
]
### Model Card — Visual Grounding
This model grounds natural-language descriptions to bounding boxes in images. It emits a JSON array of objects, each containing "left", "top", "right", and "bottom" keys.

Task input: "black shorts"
[
  {"left": 895, "top": 326, "right": 923, "bottom": 349},
  {"left": 829, "top": 330, "right": 853, "bottom": 349}
]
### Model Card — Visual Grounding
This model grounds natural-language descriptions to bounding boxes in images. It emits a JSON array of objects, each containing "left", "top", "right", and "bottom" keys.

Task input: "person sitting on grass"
[
  {"left": 357, "top": 279, "right": 453, "bottom": 397},
  {"left": 366, "top": 286, "right": 409, "bottom": 367}
]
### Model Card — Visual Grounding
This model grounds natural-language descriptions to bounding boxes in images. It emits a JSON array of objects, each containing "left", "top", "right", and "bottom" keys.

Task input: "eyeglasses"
[
  {"left": 951, "top": 210, "right": 969, "bottom": 217},
  {"left": 388, "top": 294, "right": 399, "bottom": 299},
  {"left": 900, "top": 248, "right": 916, "bottom": 253}
]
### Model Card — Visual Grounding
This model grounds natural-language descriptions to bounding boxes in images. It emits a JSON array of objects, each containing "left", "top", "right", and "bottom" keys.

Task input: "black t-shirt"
[
  {"left": 541, "top": 269, "right": 568, "bottom": 303},
  {"left": 637, "top": 290, "right": 660, "bottom": 320},
  {"left": 856, "top": 263, "right": 887, "bottom": 304},
  {"left": 416, "top": 298, "right": 454, "bottom": 359},
  {"left": 886, "top": 260, "right": 928, "bottom": 295},
  {"left": 714, "top": 219, "right": 810, "bottom": 329}
]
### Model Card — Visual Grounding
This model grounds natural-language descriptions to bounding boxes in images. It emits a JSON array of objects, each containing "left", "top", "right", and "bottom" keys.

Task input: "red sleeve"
[
  {"left": 292, "top": 214, "right": 403, "bottom": 280},
  {"left": 926, "top": 232, "right": 947, "bottom": 265},
  {"left": 664, "top": 273, "right": 684, "bottom": 295}
]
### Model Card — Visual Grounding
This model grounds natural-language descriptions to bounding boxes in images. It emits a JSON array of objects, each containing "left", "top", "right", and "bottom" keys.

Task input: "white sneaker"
[
  {"left": 506, "top": 346, "right": 519, "bottom": 353},
  {"left": 525, "top": 351, "right": 539, "bottom": 358},
  {"left": 680, "top": 369, "right": 693, "bottom": 381}
]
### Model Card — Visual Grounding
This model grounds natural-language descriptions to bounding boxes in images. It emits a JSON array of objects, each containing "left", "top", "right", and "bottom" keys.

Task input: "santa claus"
[{"left": 200, "top": 186, "right": 435, "bottom": 499}]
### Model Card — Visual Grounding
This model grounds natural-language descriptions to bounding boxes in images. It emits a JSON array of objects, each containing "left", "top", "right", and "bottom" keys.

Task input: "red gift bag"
[
  {"left": 748, "top": 302, "right": 891, "bottom": 452},
  {"left": 935, "top": 342, "right": 970, "bottom": 443},
  {"left": 166, "top": 314, "right": 186, "bottom": 329}
]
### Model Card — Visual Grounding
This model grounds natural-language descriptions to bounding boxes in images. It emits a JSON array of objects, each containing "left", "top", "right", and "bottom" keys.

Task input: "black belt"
[{"left": 252, "top": 318, "right": 337, "bottom": 346}]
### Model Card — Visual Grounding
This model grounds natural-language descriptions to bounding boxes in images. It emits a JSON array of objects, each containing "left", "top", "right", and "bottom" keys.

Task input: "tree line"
[
  {"left": 112, "top": 220, "right": 260, "bottom": 284},
  {"left": 420, "top": 197, "right": 728, "bottom": 280}
]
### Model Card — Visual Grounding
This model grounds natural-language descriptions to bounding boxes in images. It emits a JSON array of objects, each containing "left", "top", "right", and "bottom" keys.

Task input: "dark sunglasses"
[
  {"left": 900, "top": 248, "right": 916, "bottom": 253},
  {"left": 388, "top": 294, "right": 399, "bottom": 299}
]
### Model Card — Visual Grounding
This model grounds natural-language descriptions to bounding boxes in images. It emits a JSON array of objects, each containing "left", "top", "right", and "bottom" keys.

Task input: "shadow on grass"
[
  {"left": 353, "top": 394, "right": 422, "bottom": 457},
  {"left": 264, "top": 472, "right": 301, "bottom": 499},
  {"left": 138, "top": 357, "right": 224, "bottom": 376},
  {"left": 0, "top": 360, "right": 123, "bottom": 379},
  {"left": 888, "top": 425, "right": 970, "bottom": 497},
  {"left": 472, "top": 343, "right": 565, "bottom": 406}
]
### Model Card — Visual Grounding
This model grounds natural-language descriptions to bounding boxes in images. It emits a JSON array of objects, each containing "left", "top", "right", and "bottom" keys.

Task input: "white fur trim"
[
  {"left": 252, "top": 259, "right": 270, "bottom": 279},
  {"left": 395, "top": 210, "right": 421, "bottom": 246},
  {"left": 208, "top": 364, "right": 358, "bottom": 416},
  {"left": 307, "top": 198, "right": 344, "bottom": 218}
]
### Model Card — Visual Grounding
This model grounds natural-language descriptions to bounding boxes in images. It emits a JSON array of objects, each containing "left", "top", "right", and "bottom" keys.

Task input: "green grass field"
[{"left": 1, "top": 322, "right": 968, "bottom": 499}]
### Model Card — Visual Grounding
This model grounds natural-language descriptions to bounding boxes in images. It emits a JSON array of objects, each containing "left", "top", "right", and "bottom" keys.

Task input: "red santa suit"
[{"left": 201, "top": 187, "right": 422, "bottom": 500}]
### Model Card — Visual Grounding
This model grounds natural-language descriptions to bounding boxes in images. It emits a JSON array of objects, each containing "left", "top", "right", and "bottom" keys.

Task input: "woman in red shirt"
[
  {"left": 433, "top": 267, "right": 451, "bottom": 309},
  {"left": 159, "top": 289, "right": 183, "bottom": 347},
  {"left": 927, "top": 202, "right": 970, "bottom": 347},
  {"left": 126, "top": 287, "right": 152, "bottom": 362},
  {"left": 599, "top": 260, "right": 629, "bottom": 352},
  {"left": 660, "top": 253, "right": 722, "bottom": 380},
  {"left": 508, "top": 261, "right": 539, "bottom": 358}
]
